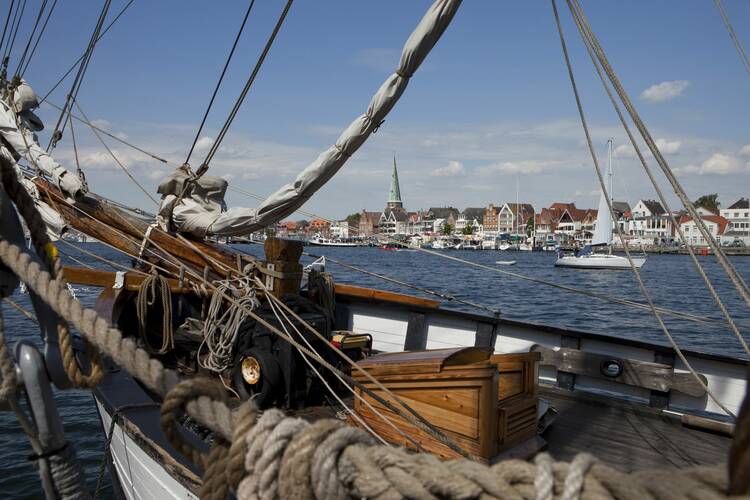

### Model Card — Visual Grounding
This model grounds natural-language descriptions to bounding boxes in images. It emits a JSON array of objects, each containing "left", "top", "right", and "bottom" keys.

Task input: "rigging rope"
[
  {"left": 47, "top": 0, "right": 111, "bottom": 152},
  {"left": 563, "top": 0, "right": 749, "bottom": 356},
  {"left": 713, "top": 0, "right": 750, "bottom": 78},
  {"left": 72, "top": 100, "right": 159, "bottom": 205},
  {"left": 39, "top": 0, "right": 134, "bottom": 104},
  {"left": 14, "top": 0, "right": 48, "bottom": 77},
  {"left": 0, "top": 0, "right": 16, "bottom": 61},
  {"left": 136, "top": 271, "right": 174, "bottom": 354},
  {"left": 198, "top": 280, "right": 259, "bottom": 372},
  {"left": 552, "top": 0, "right": 733, "bottom": 417},
  {"left": 199, "top": 0, "right": 293, "bottom": 172},
  {"left": 1, "top": 0, "right": 26, "bottom": 63},
  {"left": 18, "top": 0, "right": 58, "bottom": 77},
  {"left": 185, "top": 0, "right": 256, "bottom": 165},
  {"left": 567, "top": 0, "right": 750, "bottom": 310}
]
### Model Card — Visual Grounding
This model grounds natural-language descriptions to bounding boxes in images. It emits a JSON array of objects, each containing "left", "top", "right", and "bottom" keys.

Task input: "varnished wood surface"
[
  {"left": 540, "top": 386, "right": 733, "bottom": 471},
  {"left": 334, "top": 283, "right": 441, "bottom": 310},
  {"left": 63, "top": 266, "right": 189, "bottom": 293}
]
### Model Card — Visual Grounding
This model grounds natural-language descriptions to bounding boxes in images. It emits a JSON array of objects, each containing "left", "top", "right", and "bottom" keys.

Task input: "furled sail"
[{"left": 161, "top": 0, "right": 462, "bottom": 238}]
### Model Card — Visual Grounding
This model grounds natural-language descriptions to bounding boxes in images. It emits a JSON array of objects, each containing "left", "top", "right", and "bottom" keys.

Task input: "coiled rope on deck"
[
  {"left": 212, "top": 408, "right": 733, "bottom": 500},
  {"left": 136, "top": 270, "right": 174, "bottom": 354}
]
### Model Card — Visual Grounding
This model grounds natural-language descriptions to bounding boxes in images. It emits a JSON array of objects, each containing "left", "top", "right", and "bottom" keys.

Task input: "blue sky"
[{"left": 10, "top": 0, "right": 750, "bottom": 219}]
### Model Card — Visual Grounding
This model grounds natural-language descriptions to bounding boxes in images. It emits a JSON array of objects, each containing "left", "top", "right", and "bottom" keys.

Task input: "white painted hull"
[
  {"left": 555, "top": 254, "right": 645, "bottom": 269},
  {"left": 95, "top": 400, "right": 198, "bottom": 499}
]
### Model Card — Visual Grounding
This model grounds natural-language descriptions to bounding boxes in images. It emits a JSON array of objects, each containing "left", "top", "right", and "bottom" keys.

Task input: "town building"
[
  {"left": 678, "top": 214, "right": 729, "bottom": 247},
  {"left": 308, "top": 218, "right": 330, "bottom": 235},
  {"left": 358, "top": 211, "right": 381, "bottom": 237},
  {"left": 720, "top": 198, "right": 749, "bottom": 246},
  {"left": 378, "top": 156, "right": 415, "bottom": 236},
  {"left": 484, "top": 202, "right": 534, "bottom": 234},
  {"left": 329, "top": 220, "right": 357, "bottom": 239},
  {"left": 629, "top": 199, "right": 674, "bottom": 244},
  {"left": 455, "top": 207, "right": 484, "bottom": 234}
]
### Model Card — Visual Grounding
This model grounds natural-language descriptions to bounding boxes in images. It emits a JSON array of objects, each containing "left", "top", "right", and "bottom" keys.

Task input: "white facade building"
[{"left": 720, "top": 198, "right": 749, "bottom": 246}]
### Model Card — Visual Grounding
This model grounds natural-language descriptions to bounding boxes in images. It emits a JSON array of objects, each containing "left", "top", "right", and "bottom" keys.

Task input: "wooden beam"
[
  {"left": 63, "top": 266, "right": 189, "bottom": 293},
  {"left": 532, "top": 344, "right": 707, "bottom": 397},
  {"left": 335, "top": 283, "right": 440, "bottom": 310},
  {"left": 34, "top": 178, "right": 245, "bottom": 278}
]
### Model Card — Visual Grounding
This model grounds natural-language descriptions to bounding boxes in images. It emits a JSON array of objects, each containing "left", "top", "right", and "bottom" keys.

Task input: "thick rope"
[
  {"left": 562, "top": 0, "right": 749, "bottom": 358},
  {"left": 233, "top": 410, "right": 731, "bottom": 500},
  {"left": 0, "top": 146, "right": 104, "bottom": 387},
  {"left": 567, "top": 0, "right": 750, "bottom": 310},
  {"left": 552, "top": 0, "right": 732, "bottom": 417},
  {"left": 136, "top": 271, "right": 174, "bottom": 355}
]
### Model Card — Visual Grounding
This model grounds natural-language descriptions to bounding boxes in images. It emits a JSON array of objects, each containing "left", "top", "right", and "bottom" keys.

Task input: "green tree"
[
  {"left": 694, "top": 194, "right": 720, "bottom": 210},
  {"left": 345, "top": 212, "right": 361, "bottom": 224},
  {"left": 442, "top": 223, "right": 454, "bottom": 236},
  {"left": 462, "top": 225, "right": 475, "bottom": 235},
  {"left": 525, "top": 215, "right": 535, "bottom": 237}
]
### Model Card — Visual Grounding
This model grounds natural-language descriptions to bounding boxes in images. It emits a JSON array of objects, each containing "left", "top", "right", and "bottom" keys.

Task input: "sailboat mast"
[
  {"left": 516, "top": 173, "right": 519, "bottom": 243},
  {"left": 608, "top": 138, "right": 613, "bottom": 253}
]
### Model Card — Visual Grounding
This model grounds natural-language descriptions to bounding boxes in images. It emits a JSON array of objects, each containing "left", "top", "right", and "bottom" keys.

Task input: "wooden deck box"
[{"left": 352, "top": 347, "right": 540, "bottom": 462}]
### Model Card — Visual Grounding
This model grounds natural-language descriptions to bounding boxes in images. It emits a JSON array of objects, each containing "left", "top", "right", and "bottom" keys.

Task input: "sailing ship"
[
  {"left": 0, "top": 1, "right": 747, "bottom": 499},
  {"left": 555, "top": 140, "right": 646, "bottom": 269}
]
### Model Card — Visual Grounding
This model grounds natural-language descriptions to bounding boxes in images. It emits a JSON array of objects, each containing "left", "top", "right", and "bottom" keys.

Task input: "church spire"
[{"left": 387, "top": 154, "right": 403, "bottom": 208}]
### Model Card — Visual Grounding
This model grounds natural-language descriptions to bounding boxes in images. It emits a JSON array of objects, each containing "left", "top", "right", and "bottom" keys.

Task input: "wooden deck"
[{"left": 540, "top": 387, "right": 733, "bottom": 472}]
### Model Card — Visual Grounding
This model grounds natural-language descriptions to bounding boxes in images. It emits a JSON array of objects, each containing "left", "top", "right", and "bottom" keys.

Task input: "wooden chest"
[{"left": 352, "top": 347, "right": 540, "bottom": 462}]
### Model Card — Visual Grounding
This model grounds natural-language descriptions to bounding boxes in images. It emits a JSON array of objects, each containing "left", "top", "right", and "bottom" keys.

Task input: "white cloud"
[
  {"left": 430, "top": 160, "right": 465, "bottom": 177},
  {"left": 91, "top": 119, "right": 111, "bottom": 129},
  {"left": 350, "top": 48, "right": 399, "bottom": 72},
  {"left": 739, "top": 144, "right": 750, "bottom": 157},
  {"left": 640, "top": 80, "right": 689, "bottom": 102},
  {"left": 655, "top": 138, "right": 681, "bottom": 154},
  {"left": 479, "top": 160, "right": 545, "bottom": 175},
  {"left": 194, "top": 136, "right": 214, "bottom": 151},
  {"left": 675, "top": 153, "right": 750, "bottom": 176},
  {"left": 614, "top": 138, "right": 680, "bottom": 158}
]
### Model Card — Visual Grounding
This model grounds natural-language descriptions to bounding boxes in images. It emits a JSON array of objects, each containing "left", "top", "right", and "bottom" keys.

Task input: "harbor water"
[{"left": 1, "top": 243, "right": 749, "bottom": 498}]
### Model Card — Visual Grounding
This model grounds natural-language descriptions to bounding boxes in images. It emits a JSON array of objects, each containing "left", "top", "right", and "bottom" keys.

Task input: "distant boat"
[
  {"left": 308, "top": 234, "right": 360, "bottom": 247},
  {"left": 495, "top": 260, "right": 516, "bottom": 266},
  {"left": 555, "top": 139, "right": 646, "bottom": 270}
]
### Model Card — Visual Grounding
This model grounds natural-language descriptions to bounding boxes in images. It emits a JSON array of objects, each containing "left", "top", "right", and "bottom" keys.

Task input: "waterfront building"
[
  {"left": 329, "top": 220, "right": 357, "bottom": 239},
  {"left": 629, "top": 199, "right": 675, "bottom": 244},
  {"left": 427, "top": 207, "right": 459, "bottom": 229},
  {"left": 678, "top": 214, "right": 729, "bottom": 247},
  {"left": 308, "top": 218, "right": 330, "bottom": 235},
  {"left": 720, "top": 197, "right": 749, "bottom": 246},
  {"left": 277, "top": 221, "right": 298, "bottom": 235},
  {"left": 378, "top": 156, "right": 415, "bottom": 236},
  {"left": 555, "top": 204, "right": 587, "bottom": 241},
  {"left": 358, "top": 211, "right": 380, "bottom": 236},
  {"left": 456, "top": 208, "right": 484, "bottom": 234},
  {"left": 406, "top": 211, "right": 434, "bottom": 235},
  {"left": 495, "top": 202, "right": 534, "bottom": 234}
]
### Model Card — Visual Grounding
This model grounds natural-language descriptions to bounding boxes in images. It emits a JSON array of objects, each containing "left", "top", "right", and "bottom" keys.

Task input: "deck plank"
[{"left": 539, "top": 387, "right": 732, "bottom": 472}]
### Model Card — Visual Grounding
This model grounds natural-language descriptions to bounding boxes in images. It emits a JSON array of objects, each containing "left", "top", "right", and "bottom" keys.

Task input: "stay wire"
[
  {"left": 18, "top": 0, "right": 58, "bottom": 77},
  {"left": 43, "top": 98, "right": 171, "bottom": 165},
  {"left": 39, "top": 0, "right": 134, "bottom": 103},
  {"left": 200, "top": 0, "right": 293, "bottom": 171},
  {"left": 73, "top": 99, "right": 159, "bottom": 206},
  {"left": 14, "top": 0, "right": 48, "bottom": 77},
  {"left": 2, "top": 0, "right": 26, "bottom": 62},
  {"left": 554, "top": 0, "right": 733, "bottom": 417},
  {"left": 46, "top": 0, "right": 111, "bottom": 152},
  {"left": 714, "top": 0, "right": 750, "bottom": 78},
  {"left": 0, "top": 0, "right": 16, "bottom": 58},
  {"left": 568, "top": 0, "right": 750, "bottom": 309},
  {"left": 564, "top": 0, "right": 749, "bottom": 356},
  {"left": 185, "top": 0, "right": 256, "bottom": 165}
]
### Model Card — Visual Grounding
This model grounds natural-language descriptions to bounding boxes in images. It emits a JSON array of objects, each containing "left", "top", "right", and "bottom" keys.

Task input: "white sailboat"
[{"left": 555, "top": 140, "right": 645, "bottom": 270}]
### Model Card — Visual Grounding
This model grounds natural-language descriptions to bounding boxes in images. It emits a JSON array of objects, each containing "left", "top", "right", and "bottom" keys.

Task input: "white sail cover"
[
  {"left": 164, "top": 0, "right": 462, "bottom": 238},
  {"left": 591, "top": 187, "right": 612, "bottom": 246}
]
